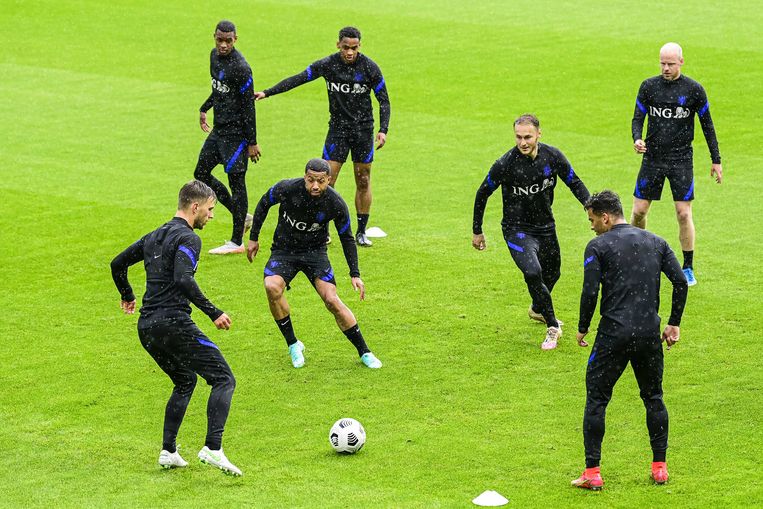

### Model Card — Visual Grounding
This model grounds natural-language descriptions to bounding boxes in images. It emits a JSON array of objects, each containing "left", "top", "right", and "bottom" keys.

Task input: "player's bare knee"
[
  {"left": 264, "top": 279, "right": 284, "bottom": 300},
  {"left": 632, "top": 207, "right": 648, "bottom": 220},
  {"left": 356, "top": 175, "right": 370, "bottom": 192},
  {"left": 323, "top": 295, "right": 343, "bottom": 315},
  {"left": 675, "top": 207, "right": 692, "bottom": 224}
]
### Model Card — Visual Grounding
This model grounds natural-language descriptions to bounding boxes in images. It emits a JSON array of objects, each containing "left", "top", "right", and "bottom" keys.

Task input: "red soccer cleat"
[
  {"left": 571, "top": 467, "right": 604, "bottom": 491},
  {"left": 651, "top": 462, "right": 669, "bottom": 484}
]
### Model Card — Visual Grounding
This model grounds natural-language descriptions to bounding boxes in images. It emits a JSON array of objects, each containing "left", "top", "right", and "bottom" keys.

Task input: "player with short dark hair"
[
  {"left": 246, "top": 158, "right": 382, "bottom": 369},
  {"left": 571, "top": 190, "right": 688, "bottom": 491},
  {"left": 631, "top": 42, "right": 722, "bottom": 286},
  {"left": 254, "top": 26, "right": 390, "bottom": 247},
  {"left": 110, "top": 180, "right": 243, "bottom": 476},
  {"left": 195, "top": 20, "right": 261, "bottom": 255},
  {"left": 472, "top": 114, "right": 590, "bottom": 350}
]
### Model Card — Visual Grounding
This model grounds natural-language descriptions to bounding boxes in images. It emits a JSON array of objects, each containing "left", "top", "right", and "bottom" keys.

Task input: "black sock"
[
  {"left": 653, "top": 451, "right": 667, "bottom": 463},
  {"left": 228, "top": 172, "right": 248, "bottom": 246},
  {"left": 342, "top": 324, "right": 370, "bottom": 355},
  {"left": 682, "top": 250, "right": 693, "bottom": 269},
  {"left": 276, "top": 315, "right": 297, "bottom": 346},
  {"left": 357, "top": 214, "right": 369, "bottom": 234}
]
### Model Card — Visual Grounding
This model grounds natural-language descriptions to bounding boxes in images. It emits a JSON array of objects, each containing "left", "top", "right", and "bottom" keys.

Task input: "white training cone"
[
  {"left": 472, "top": 490, "right": 509, "bottom": 506},
  {"left": 364, "top": 226, "right": 387, "bottom": 238}
]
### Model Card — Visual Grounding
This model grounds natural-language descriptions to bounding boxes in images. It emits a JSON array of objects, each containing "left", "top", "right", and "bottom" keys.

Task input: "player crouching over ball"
[{"left": 247, "top": 158, "right": 382, "bottom": 369}]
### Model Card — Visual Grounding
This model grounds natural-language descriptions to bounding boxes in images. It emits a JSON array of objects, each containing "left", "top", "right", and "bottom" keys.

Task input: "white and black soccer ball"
[{"left": 329, "top": 418, "right": 366, "bottom": 454}]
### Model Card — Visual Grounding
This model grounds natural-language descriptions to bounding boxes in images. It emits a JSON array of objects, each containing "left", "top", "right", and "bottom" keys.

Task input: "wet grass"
[{"left": 1, "top": 0, "right": 762, "bottom": 507}]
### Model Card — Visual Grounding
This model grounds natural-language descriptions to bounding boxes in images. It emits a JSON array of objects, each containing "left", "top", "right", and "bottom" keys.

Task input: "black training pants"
[
  {"left": 138, "top": 316, "right": 236, "bottom": 452},
  {"left": 503, "top": 229, "right": 561, "bottom": 327},
  {"left": 583, "top": 332, "right": 668, "bottom": 468},
  {"left": 194, "top": 131, "right": 249, "bottom": 245}
]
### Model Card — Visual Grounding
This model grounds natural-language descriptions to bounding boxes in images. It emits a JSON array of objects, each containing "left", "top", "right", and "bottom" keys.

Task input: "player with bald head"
[
  {"left": 631, "top": 42, "right": 723, "bottom": 287},
  {"left": 246, "top": 158, "right": 382, "bottom": 369}
]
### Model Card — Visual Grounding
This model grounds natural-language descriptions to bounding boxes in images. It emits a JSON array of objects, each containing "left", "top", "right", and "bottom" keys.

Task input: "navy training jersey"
[
  {"left": 200, "top": 47, "right": 258, "bottom": 144},
  {"left": 578, "top": 224, "right": 688, "bottom": 338},
  {"left": 110, "top": 218, "right": 223, "bottom": 325},
  {"left": 264, "top": 52, "right": 390, "bottom": 133},
  {"left": 249, "top": 178, "right": 360, "bottom": 277},
  {"left": 632, "top": 74, "right": 720, "bottom": 163},
  {"left": 473, "top": 143, "right": 590, "bottom": 235}
]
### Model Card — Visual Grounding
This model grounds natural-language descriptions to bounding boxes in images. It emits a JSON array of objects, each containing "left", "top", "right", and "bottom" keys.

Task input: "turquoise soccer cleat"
[
  {"left": 288, "top": 340, "right": 305, "bottom": 368},
  {"left": 360, "top": 352, "right": 382, "bottom": 369},
  {"left": 683, "top": 267, "right": 697, "bottom": 286}
]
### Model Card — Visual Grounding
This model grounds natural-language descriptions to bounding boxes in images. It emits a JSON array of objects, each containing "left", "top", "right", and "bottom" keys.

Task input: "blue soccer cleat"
[
  {"left": 683, "top": 267, "right": 697, "bottom": 287},
  {"left": 360, "top": 352, "right": 382, "bottom": 369},
  {"left": 288, "top": 340, "right": 305, "bottom": 368}
]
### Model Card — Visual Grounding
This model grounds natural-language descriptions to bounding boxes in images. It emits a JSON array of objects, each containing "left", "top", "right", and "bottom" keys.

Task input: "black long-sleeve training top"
[
  {"left": 632, "top": 74, "right": 720, "bottom": 164},
  {"left": 578, "top": 223, "right": 688, "bottom": 337},
  {"left": 263, "top": 52, "right": 390, "bottom": 133},
  {"left": 110, "top": 217, "right": 223, "bottom": 324},
  {"left": 200, "top": 47, "right": 258, "bottom": 144},
  {"left": 473, "top": 143, "right": 590, "bottom": 236},
  {"left": 249, "top": 178, "right": 360, "bottom": 277}
]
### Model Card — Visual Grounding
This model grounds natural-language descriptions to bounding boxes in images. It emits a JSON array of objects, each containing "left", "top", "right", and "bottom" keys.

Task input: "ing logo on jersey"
[
  {"left": 648, "top": 105, "right": 690, "bottom": 119},
  {"left": 211, "top": 78, "right": 230, "bottom": 93},
  {"left": 282, "top": 211, "right": 323, "bottom": 232},
  {"left": 326, "top": 81, "right": 369, "bottom": 94},
  {"left": 511, "top": 177, "right": 555, "bottom": 196}
]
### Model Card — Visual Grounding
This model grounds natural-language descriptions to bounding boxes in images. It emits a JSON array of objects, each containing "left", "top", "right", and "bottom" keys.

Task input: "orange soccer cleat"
[
  {"left": 571, "top": 467, "right": 604, "bottom": 491},
  {"left": 651, "top": 462, "right": 669, "bottom": 484}
]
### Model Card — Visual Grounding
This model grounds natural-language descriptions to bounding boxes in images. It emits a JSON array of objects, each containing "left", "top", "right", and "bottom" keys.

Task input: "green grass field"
[{"left": 2, "top": 1, "right": 762, "bottom": 507}]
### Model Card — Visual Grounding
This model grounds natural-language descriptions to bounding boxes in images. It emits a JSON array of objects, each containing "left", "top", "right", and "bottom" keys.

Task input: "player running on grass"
[
  {"left": 194, "top": 20, "right": 261, "bottom": 255},
  {"left": 254, "top": 26, "right": 390, "bottom": 247},
  {"left": 110, "top": 180, "right": 242, "bottom": 476},
  {"left": 472, "top": 114, "right": 590, "bottom": 350},
  {"left": 572, "top": 190, "right": 688, "bottom": 490},
  {"left": 630, "top": 42, "right": 722, "bottom": 286},
  {"left": 247, "top": 158, "right": 382, "bottom": 369}
]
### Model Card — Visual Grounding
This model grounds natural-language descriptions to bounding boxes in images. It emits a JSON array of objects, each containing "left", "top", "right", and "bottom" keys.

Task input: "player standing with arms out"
[
  {"left": 472, "top": 115, "right": 590, "bottom": 350},
  {"left": 572, "top": 190, "right": 688, "bottom": 490},
  {"left": 195, "top": 20, "right": 261, "bottom": 255},
  {"left": 110, "top": 180, "right": 242, "bottom": 476},
  {"left": 631, "top": 42, "right": 722, "bottom": 286},
  {"left": 247, "top": 158, "right": 382, "bottom": 369},
  {"left": 254, "top": 26, "right": 390, "bottom": 247}
]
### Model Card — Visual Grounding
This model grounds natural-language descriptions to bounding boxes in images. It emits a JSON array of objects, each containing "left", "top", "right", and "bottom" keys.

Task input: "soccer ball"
[{"left": 329, "top": 418, "right": 366, "bottom": 454}]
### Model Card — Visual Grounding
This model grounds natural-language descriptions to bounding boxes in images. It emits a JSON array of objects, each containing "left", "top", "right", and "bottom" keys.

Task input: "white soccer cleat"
[
  {"left": 208, "top": 241, "right": 245, "bottom": 255},
  {"left": 198, "top": 446, "right": 242, "bottom": 476},
  {"left": 542, "top": 326, "right": 562, "bottom": 350},
  {"left": 244, "top": 213, "right": 254, "bottom": 234},
  {"left": 158, "top": 449, "right": 188, "bottom": 469}
]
